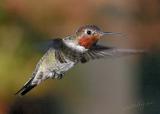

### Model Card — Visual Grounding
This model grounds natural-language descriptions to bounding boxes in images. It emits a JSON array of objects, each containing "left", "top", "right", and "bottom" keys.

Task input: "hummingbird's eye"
[{"left": 86, "top": 30, "right": 92, "bottom": 35}]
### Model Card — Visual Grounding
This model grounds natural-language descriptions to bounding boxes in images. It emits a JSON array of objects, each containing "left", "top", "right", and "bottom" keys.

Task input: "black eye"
[{"left": 87, "top": 30, "right": 92, "bottom": 35}]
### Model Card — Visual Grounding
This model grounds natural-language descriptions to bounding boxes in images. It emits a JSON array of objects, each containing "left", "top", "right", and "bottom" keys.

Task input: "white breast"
[{"left": 63, "top": 39, "right": 88, "bottom": 53}]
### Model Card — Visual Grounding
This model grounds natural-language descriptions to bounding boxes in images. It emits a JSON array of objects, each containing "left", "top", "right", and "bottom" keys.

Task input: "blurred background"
[{"left": 0, "top": 0, "right": 160, "bottom": 114}]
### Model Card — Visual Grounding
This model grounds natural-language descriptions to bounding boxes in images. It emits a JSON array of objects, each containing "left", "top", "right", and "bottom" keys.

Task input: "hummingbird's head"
[{"left": 76, "top": 25, "right": 121, "bottom": 49}]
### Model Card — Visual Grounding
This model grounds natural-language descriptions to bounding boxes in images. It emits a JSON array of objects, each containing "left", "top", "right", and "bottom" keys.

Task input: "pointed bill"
[{"left": 100, "top": 32, "right": 127, "bottom": 38}]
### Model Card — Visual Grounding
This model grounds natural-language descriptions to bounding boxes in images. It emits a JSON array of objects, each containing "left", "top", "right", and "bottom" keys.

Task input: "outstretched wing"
[{"left": 80, "top": 44, "right": 144, "bottom": 63}]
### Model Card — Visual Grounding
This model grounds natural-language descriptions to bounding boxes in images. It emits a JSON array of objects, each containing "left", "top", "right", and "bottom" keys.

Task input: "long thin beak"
[{"left": 101, "top": 32, "right": 126, "bottom": 38}]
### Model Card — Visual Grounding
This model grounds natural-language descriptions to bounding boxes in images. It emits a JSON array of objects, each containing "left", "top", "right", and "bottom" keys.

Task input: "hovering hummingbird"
[{"left": 16, "top": 25, "right": 144, "bottom": 96}]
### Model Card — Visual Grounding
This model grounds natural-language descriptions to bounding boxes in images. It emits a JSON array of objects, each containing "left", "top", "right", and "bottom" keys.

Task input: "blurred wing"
[
  {"left": 80, "top": 44, "right": 144, "bottom": 63},
  {"left": 34, "top": 38, "right": 63, "bottom": 53}
]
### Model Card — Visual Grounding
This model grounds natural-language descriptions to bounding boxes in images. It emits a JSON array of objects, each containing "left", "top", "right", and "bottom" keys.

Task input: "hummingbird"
[{"left": 15, "top": 25, "right": 144, "bottom": 96}]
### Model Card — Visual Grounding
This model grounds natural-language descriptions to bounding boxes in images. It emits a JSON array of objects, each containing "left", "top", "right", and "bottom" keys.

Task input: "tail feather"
[
  {"left": 15, "top": 78, "right": 37, "bottom": 96},
  {"left": 20, "top": 85, "right": 36, "bottom": 96}
]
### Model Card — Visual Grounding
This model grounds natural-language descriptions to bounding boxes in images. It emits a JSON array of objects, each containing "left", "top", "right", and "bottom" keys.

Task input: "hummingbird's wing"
[{"left": 80, "top": 44, "right": 144, "bottom": 63}]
